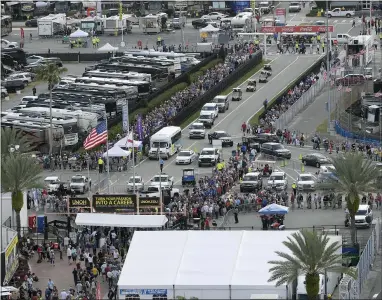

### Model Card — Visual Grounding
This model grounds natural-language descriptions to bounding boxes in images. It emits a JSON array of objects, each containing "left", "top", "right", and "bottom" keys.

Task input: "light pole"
[{"left": 326, "top": 0, "right": 331, "bottom": 134}]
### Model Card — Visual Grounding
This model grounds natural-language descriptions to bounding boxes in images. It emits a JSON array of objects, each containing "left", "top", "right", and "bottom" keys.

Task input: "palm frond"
[
  {"left": 35, "top": 63, "right": 68, "bottom": 85},
  {"left": 1, "top": 127, "right": 33, "bottom": 154}
]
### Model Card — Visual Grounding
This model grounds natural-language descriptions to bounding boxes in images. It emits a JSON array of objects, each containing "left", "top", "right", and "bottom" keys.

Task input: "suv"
[
  {"left": 240, "top": 172, "right": 263, "bottom": 192},
  {"left": 288, "top": 2, "right": 301, "bottom": 12},
  {"left": 7, "top": 73, "right": 33, "bottom": 84},
  {"left": 127, "top": 176, "right": 144, "bottom": 192},
  {"left": 2, "top": 79, "right": 26, "bottom": 93},
  {"left": 336, "top": 74, "right": 365, "bottom": 86},
  {"left": 353, "top": 204, "right": 373, "bottom": 228},
  {"left": 212, "top": 95, "right": 229, "bottom": 113},
  {"left": 297, "top": 173, "right": 316, "bottom": 191},
  {"left": 261, "top": 142, "right": 291, "bottom": 159},
  {"left": 198, "top": 148, "right": 220, "bottom": 167},
  {"left": 25, "top": 18, "right": 38, "bottom": 27},
  {"left": 150, "top": 173, "right": 174, "bottom": 189},
  {"left": 70, "top": 175, "right": 89, "bottom": 194},
  {"left": 267, "top": 171, "right": 288, "bottom": 191},
  {"left": 198, "top": 113, "right": 214, "bottom": 128},
  {"left": 246, "top": 133, "right": 279, "bottom": 145},
  {"left": 189, "top": 122, "right": 206, "bottom": 139},
  {"left": 44, "top": 176, "right": 61, "bottom": 193},
  {"left": 201, "top": 103, "right": 219, "bottom": 119},
  {"left": 192, "top": 18, "right": 209, "bottom": 29},
  {"left": 208, "top": 131, "right": 233, "bottom": 147}
]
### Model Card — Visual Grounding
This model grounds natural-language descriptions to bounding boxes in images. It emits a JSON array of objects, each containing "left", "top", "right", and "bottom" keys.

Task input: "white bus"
[{"left": 148, "top": 126, "right": 182, "bottom": 159}]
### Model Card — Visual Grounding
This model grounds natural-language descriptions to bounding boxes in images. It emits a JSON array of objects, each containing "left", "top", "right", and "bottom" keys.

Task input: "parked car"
[
  {"left": 1, "top": 39, "right": 18, "bottom": 49},
  {"left": 2, "top": 79, "right": 26, "bottom": 92},
  {"left": 127, "top": 176, "right": 144, "bottom": 192},
  {"left": 240, "top": 172, "right": 263, "bottom": 192},
  {"left": 26, "top": 55, "right": 45, "bottom": 65},
  {"left": 192, "top": 18, "right": 209, "bottom": 29},
  {"left": 25, "top": 18, "right": 38, "bottom": 27},
  {"left": 302, "top": 153, "right": 332, "bottom": 168},
  {"left": 7, "top": 72, "right": 33, "bottom": 84},
  {"left": 336, "top": 74, "right": 365, "bottom": 86},
  {"left": 201, "top": 12, "right": 228, "bottom": 20},
  {"left": 351, "top": 204, "right": 373, "bottom": 228},
  {"left": 1, "top": 86, "right": 9, "bottom": 98},
  {"left": 288, "top": 2, "right": 301, "bottom": 12}
]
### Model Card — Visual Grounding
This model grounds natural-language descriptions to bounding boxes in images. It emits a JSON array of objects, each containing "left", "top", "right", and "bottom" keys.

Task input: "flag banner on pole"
[
  {"left": 345, "top": 87, "right": 352, "bottom": 92},
  {"left": 137, "top": 114, "right": 143, "bottom": 141},
  {"left": 337, "top": 84, "right": 342, "bottom": 91},
  {"left": 323, "top": 71, "right": 327, "bottom": 81},
  {"left": 122, "top": 103, "right": 129, "bottom": 132},
  {"left": 83, "top": 121, "right": 108, "bottom": 150}
]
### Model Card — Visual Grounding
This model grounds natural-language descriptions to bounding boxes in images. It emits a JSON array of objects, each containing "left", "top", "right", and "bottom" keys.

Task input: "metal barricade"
[{"left": 275, "top": 75, "right": 325, "bottom": 130}]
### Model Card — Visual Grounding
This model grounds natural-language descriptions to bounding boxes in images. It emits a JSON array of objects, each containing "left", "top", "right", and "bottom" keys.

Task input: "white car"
[
  {"left": 127, "top": 176, "right": 144, "bottom": 192},
  {"left": 198, "top": 147, "right": 220, "bottom": 167},
  {"left": 189, "top": 122, "right": 206, "bottom": 139},
  {"left": 70, "top": 175, "right": 89, "bottom": 194},
  {"left": 200, "top": 103, "right": 219, "bottom": 119},
  {"left": 354, "top": 204, "right": 373, "bottom": 228},
  {"left": 1, "top": 39, "right": 18, "bottom": 48},
  {"left": 201, "top": 12, "right": 228, "bottom": 20},
  {"left": 176, "top": 150, "right": 197, "bottom": 165},
  {"left": 7, "top": 73, "right": 33, "bottom": 84},
  {"left": 26, "top": 55, "right": 44, "bottom": 65},
  {"left": 297, "top": 173, "right": 316, "bottom": 191},
  {"left": 20, "top": 95, "right": 39, "bottom": 104},
  {"left": 1, "top": 87, "right": 9, "bottom": 98},
  {"left": 150, "top": 173, "right": 174, "bottom": 189},
  {"left": 317, "top": 164, "right": 336, "bottom": 182},
  {"left": 44, "top": 176, "right": 60, "bottom": 193},
  {"left": 267, "top": 172, "right": 288, "bottom": 191}
]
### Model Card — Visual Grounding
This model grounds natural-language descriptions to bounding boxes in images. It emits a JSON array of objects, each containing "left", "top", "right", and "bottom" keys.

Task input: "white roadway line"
[{"left": 246, "top": 54, "right": 325, "bottom": 124}]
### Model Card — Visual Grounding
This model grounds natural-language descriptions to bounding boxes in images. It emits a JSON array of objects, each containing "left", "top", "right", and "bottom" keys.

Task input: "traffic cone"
[
  {"left": 194, "top": 147, "right": 198, "bottom": 154},
  {"left": 301, "top": 164, "right": 305, "bottom": 173},
  {"left": 284, "top": 159, "right": 288, "bottom": 166},
  {"left": 299, "top": 154, "right": 303, "bottom": 160},
  {"left": 280, "top": 160, "right": 285, "bottom": 167}
]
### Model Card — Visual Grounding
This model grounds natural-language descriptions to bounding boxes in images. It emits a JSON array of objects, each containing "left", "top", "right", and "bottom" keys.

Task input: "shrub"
[
  {"left": 147, "top": 82, "right": 188, "bottom": 109},
  {"left": 200, "top": 58, "right": 223, "bottom": 72},
  {"left": 188, "top": 71, "right": 203, "bottom": 83}
]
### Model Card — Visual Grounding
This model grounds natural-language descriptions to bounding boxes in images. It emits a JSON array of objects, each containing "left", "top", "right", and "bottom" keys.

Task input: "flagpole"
[{"left": 106, "top": 117, "right": 110, "bottom": 194}]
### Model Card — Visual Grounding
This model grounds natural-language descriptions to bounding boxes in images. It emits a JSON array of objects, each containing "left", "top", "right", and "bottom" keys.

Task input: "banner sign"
[
  {"left": 139, "top": 197, "right": 161, "bottom": 207},
  {"left": 275, "top": 8, "right": 286, "bottom": 25},
  {"left": 69, "top": 197, "right": 91, "bottom": 208},
  {"left": 261, "top": 25, "right": 334, "bottom": 33},
  {"left": 122, "top": 103, "right": 129, "bottom": 132},
  {"left": 92, "top": 194, "right": 137, "bottom": 212},
  {"left": 120, "top": 289, "right": 167, "bottom": 295}
]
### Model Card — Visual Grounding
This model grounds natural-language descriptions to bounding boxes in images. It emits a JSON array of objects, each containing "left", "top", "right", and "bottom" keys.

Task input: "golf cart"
[
  {"left": 264, "top": 64, "right": 272, "bottom": 71},
  {"left": 182, "top": 168, "right": 196, "bottom": 186},
  {"left": 246, "top": 79, "right": 257, "bottom": 92},
  {"left": 259, "top": 71, "right": 269, "bottom": 83},
  {"left": 252, "top": 159, "right": 276, "bottom": 177},
  {"left": 232, "top": 87, "right": 243, "bottom": 101}
]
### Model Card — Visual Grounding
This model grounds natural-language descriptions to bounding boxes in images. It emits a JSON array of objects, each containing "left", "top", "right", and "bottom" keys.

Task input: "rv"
[
  {"left": 104, "top": 15, "right": 132, "bottom": 35},
  {"left": 140, "top": 14, "right": 162, "bottom": 34},
  {"left": 83, "top": 69, "right": 152, "bottom": 82},
  {"left": 38, "top": 13, "right": 66, "bottom": 37},
  {"left": 347, "top": 35, "right": 373, "bottom": 66},
  {"left": 80, "top": 16, "right": 105, "bottom": 34}
]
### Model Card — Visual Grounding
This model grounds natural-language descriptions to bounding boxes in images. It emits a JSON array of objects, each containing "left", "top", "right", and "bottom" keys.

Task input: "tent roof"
[
  {"left": 69, "top": 29, "right": 88, "bottom": 38},
  {"left": 199, "top": 24, "right": 220, "bottom": 33},
  {"left": 115, "top": 137, "right": 142, "bottom": 148},
  {"left": 119, "top": 231, "right": 331, "bottom": 289},
  {"left": 103, "top": 145, "right": 130, "bottom": 158},
  {"left": 98, "top": 42, "right": 119, "bottom": 52},
  {"left": 75, "top": 213, "right": 168, "bottom": 228}
]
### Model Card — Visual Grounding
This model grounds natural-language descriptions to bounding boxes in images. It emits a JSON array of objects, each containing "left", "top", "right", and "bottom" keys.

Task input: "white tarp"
[
  {"left": 115, "top": 137, "right": 143, "bottom": 148},
  {"left": 98, "top": 42, "right": 119, "bottom": 52},
  {"left": 75, "top": 213, "right": 168, "bottom": 228},
  {"left": 199, "top": 24, "right": 220, "bottom": 33},
  {"left": 102, "top": 145, "right": 130, "bottom": 158},
  {"left": 69, "top": 29, "right": 88, "bottom": 38},
  {"left": 118, "top": 231, "right": 342, "bottom": 299}
]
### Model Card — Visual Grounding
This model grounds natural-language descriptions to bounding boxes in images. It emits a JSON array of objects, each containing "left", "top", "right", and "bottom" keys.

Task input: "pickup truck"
[
  {"left": 330, "top": 33, "right": 352, "bottom": 44},
  {"left": 325, "top": 8, "right": 355, "bottom": 18},
  {"left": 139, "top": 185, "right": 180, "bottom": 199}
]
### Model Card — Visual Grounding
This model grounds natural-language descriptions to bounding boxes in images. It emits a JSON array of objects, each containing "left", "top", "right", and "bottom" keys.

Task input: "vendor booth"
[
  {"left": 98, "top": 42, "right": 119, "bottom": 52},
  {"left": 103, "top": 145, "right": 131, "bottom": 158},
  {"left": 68, "top": 29, "right": 89, "bottom": 48},
  {"left": 115, "top": 137, "right": 143, "bottom": 149}
]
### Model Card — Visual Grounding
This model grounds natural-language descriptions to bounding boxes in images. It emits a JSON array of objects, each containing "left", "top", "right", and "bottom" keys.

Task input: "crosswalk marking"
[
  {"left": 333, "top": 20, "right": 338, "bottom": 23},
  {"left": 342, "top": 20, "right": 347, "bottom": 23}
]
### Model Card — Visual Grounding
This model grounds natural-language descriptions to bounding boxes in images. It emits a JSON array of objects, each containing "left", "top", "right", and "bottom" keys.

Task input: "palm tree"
[
  {"left": 1, "top": 154, "right": 43, "bottom": 237},
  {"left": 35, "top": 63, "right": 67, "bottom": 155},
  {"left": 268, "top": 229, "right": 356, "bottom": 300},
  {"left": 1, "top": 127, "right": 32, "bottom": 155},
  {"left": 317, "top": 152, "right": 378, "bottom": 244}
]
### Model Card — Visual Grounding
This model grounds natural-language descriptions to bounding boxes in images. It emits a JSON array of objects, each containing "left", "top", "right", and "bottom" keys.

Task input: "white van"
[
  {"left": 200, "top": 103, "right": 219, "bottom": 119},
  {"left": 148, "top": 126, "right": 182, "bottom": 159}
]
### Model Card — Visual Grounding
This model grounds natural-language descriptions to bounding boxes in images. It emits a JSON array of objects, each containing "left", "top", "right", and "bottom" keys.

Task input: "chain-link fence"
[{"left": 275, "top": 75, "right": 326, "bottom": 130}]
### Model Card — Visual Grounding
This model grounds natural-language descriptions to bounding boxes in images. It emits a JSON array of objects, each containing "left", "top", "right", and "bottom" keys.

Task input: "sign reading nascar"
[{"left": 92, "top": 194, "right": 136, "bottom": 212}]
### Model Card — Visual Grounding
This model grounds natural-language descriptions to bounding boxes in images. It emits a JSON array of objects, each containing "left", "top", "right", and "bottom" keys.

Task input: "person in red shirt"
[{"left": 241, "top": 122, "right": 247, "bottom": 133}]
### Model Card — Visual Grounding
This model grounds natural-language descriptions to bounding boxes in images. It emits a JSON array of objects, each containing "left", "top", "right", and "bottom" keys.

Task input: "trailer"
[
  {"left": 80, "top": 16, "right": 105, "bottom": 35},
  {"left": 140, "top": 14, "right": 162, "bottom": 34},
  {"left": 37, "top": 13, "right": 66, "bottom": 37},
  {"left": 104, "top": 14, "right": 132, "bottom": 35},
  {"left": 231, "top": 13, "right": 254, "bottom": 33}
]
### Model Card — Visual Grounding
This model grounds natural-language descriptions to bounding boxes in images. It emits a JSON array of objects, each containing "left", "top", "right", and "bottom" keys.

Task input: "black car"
[
  {"left": 245, "top": 133, "right": 279, "bottom": 145},
  {"left": 302, "top": 153, "right": 332, "bottom": 168},
  {"left": 260, "top": 142, "right": 291, "bottom": 159},
  {"left": 208, "top": 131, "right": 234, "bottom": 147},
  {"left": 25, "top": 19, "right": 38, "bottom": 27},
  {"left": 2, "top": 79, "right": 26, "bottom": 92},
  {"left": 192, "top": 18, "right": 209, "bottom": 29}
]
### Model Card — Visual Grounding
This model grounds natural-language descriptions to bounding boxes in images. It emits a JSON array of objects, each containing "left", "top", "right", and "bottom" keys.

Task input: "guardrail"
[{"left": 274, "top": 74, "right": 326, "bottom": 130}]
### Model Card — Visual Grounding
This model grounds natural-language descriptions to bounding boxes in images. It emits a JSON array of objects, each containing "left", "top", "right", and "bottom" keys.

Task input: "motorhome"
[
  {"left": 1, "top": 112, "right": 79, "bottom": 146},
  {"left": 38, "top": 13, "right": 66, "bottom": 37},
  {"left": 347, "top": 35, "right": 373, "bottom": 66},
  {"left": 83, "top": 69, "right": 152, "bottom": 82},
  {"left": 104, "top": 14, "right": 132, "bottom": 35},
  {"left": 111, "top": 55, "right": 177, "bottom": 75},
  {"left": 80, "top": 16, "right": 105, "bottom": 34},
  {"left": 149, "top": 126, "right": 182, "bottom": 159},
  {"left": 140, "top": 14, "right": 162, "bottom": 34},
  {"left": 231, "top": 13, "right": 254, "bottom": 33},
  {"left": 1, "top": 119, "right": 65, "bottom": 152}
]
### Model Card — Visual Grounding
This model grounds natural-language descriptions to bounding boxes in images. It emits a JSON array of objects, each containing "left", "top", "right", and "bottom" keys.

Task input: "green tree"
[
  {"left": 317, "top": 152, "right": 378, "bottom": 245},
  {"left": 268, "top": 229, "right": 356, "bottom": 300},
  {"left": 315, "top": 1, "right": 330, "bottom": 10},
  {"left": 1, "top": 155, "right": 43, "bottom": 237},
  {"left": 35, "top": 63, "right": 67, "bottom": 155},
  {"left": 1, "top": 127, "right": 32, "bottom": 154}
]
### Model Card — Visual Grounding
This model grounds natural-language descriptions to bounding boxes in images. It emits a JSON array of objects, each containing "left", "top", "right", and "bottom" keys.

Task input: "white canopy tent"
[
  {"left": 98, "top": 42, "right": 119, "bottom": 52},
  {"left": 118, "top": 231, "right": 342, "bottom": 299},
  {"left": 199, "top": 24, "right": 220, "bottom": 33},
  {"left": 75, "top": 213, "right": 168, "bottom": 228},
  {"left": 115, "top": 137, "right": 143, "bottom": 148},
  {"left": 69, "top": 29, "right": 88, "bottom": 38},
  {"left": 102, "top": 145, "right": 130, "bottom": 158}
]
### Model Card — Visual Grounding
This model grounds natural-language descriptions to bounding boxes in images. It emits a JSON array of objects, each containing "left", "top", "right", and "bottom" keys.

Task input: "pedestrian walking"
[
  {"left": 234, "top": 206, "right": 239, "bottom": 224},
  {"left": 159, "top": 158, "right": 164, "bottom": 173},
  {"left": 32, "top": 86, "right": 36, "bottom": 96}
]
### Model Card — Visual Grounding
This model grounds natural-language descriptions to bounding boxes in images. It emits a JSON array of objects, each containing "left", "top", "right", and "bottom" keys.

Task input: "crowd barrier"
[
  {"left": 171, "top": 51, "right": 263, "bottom": 125},
  {"left": 257, "top": 56, "right": 325, "bottom": 126},
  {"left": 334, "top": 121, "right": 382, "bottom": 146},
  {"left": 275, "top": 74, "right": 325, "bottom": 130}
]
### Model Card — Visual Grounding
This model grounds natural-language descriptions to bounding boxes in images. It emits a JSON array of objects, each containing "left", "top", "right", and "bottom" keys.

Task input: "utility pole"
[{"left": 326, "top": 0, "right": 331, "bottom": 134}]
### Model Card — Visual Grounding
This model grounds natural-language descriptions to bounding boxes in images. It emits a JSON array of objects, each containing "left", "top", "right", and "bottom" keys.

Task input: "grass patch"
[
  {"left": 220, "top": 60, "right": 269, "bottom": 95},
  {"left": 316, "top": 119, "right": 329, "bottom": 133}
]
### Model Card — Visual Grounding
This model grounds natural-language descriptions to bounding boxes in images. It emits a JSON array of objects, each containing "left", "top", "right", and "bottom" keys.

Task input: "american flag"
[
  {"left": 345, "top": 87, "right": 352, "bottom": 93},
  {"left": 375, "top": 92, "right": 382, "bottom": 97},
  {"left": 337, "top": 84, "right": 343, "bottom": 91},
  {"left": 83, "top": 121, "right": 108, "bottom": 150}
]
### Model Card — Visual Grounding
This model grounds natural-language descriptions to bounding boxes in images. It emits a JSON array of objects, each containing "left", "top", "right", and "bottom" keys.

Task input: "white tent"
[
  {"left": 118, "top": 231, "right": 342, "bottom": 299},
  {"left": 199, "top": 24, "right": 220, "bottom": 33},
  {"left": 115, "top": 136, "right": 143, "bottom": 148},
  {"left": 69, "top": 29, "right": 88, "bottom": 38},
  {"left": 98, "top": 42, "right": 119, "bottom": 52},
  {"left": 75, "top": 213, "right": 168, "bottom": 228},
  {"left": 102, "top": 145, "right": 130, "bottom": 158}
]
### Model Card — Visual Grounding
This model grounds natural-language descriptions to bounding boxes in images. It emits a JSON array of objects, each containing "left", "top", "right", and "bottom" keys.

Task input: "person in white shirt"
[
  {"left": 88, "top": 254, "right": 93, "bottom": 264},
  {"left": 67, "top": 247, "right": 72, "bottom": 265},
  {"left": 113, "top": 249, "right": 119, "bottom": 259},
  {"left": 60, "top": 289, "right": 67, "bottom": 300}
]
